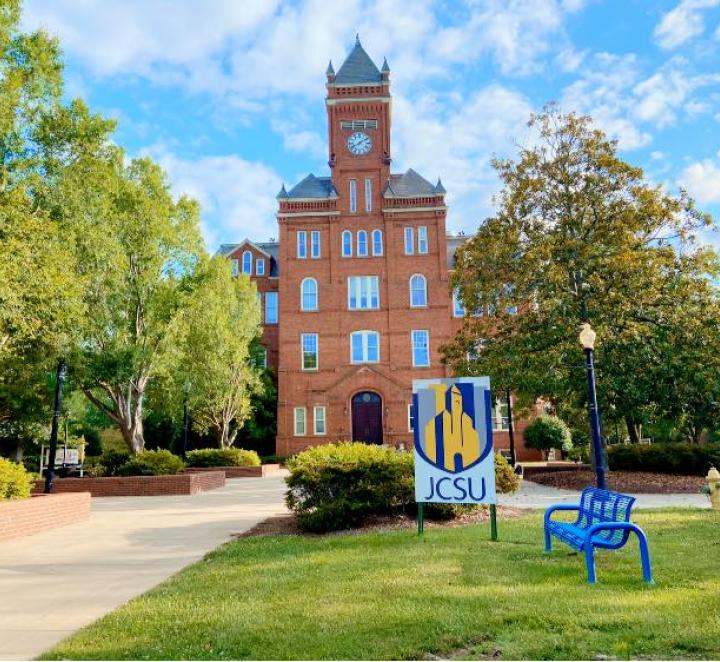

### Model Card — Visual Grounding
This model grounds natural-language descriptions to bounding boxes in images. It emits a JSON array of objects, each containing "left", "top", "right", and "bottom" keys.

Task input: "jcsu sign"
[{"left": 413, "top": 377, "right": 496, "bottom": 505}]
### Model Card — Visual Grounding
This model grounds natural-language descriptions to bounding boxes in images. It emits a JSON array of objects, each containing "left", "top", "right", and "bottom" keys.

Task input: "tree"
[
  {"left": 168, "top": 257, "right": 263, "bottom": 449},
  {"left": 444, "top": 107, "right": 720, "bottom": 443},
  {"left": 523, "top": 415, "right": 573, "bottom": 453},
  {"left": 56, "top": 154, "right": 204, "bottom": 454}
]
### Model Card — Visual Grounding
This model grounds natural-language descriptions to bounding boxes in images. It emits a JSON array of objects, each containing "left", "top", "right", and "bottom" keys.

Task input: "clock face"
[{"left": 347, "top": 131, "right": 372, "bottom": 155}]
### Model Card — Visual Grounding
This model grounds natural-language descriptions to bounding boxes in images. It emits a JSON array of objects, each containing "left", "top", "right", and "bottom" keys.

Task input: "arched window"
[
  {"left": 410, "top": 274, "right": 427, "bottom": 307},
  {"left": 342, "top": 230, "right": 352, "bottom": 257},
  {"left": 242, "top": 250, "right": 252, "bottom": 275},
  {"left": 301, "top": 277, "right": 318, "bottom": 311},
  {"left": 357, "top": 230, "right": 368, "bottom": 257},
  {"left": 372, "top": 229, "right": 383, "bottom": 256}
]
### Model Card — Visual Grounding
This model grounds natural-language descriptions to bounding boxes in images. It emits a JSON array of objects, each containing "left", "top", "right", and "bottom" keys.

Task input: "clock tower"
[{"left": 326, "top": 36, "right": 391, "bottom": 213}]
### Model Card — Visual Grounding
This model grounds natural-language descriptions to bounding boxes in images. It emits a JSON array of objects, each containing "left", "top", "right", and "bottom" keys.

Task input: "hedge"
[
  {"left": 0, "top": 457, "right": 34, "bottom": 500},
  {"left": 186, "top": 448, "right": 261, "bottom": 468},
  {"left": 607, "top": 443, "right": 720, "bottom": 476},
  {"left": 285, "top": 442, "right": 519, "bottom": 533},
  {"left": 118, "top": 449, "right": 185, "bottom": 476}
]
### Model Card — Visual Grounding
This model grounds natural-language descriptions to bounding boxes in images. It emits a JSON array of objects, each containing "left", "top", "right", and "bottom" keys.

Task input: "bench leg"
[
  {"left": 584, "top": 543, "right": 597, "bottom": 584},
  {"left": 634, "top": 526, "right": 654, "bottom": 584},
  {"left": 544, "top": 526, "right": 552, "bottom": 553}
]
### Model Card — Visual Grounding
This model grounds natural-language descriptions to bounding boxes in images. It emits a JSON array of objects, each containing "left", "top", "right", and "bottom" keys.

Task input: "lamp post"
[
  {"left": 579, "top": 323, "right": 607, "bottom": 490},
  {"left": 44, "top": 359, "right": 67, "bottom": 494},
  {"left": 181, "top": 381, "right": 190, "bottom": 459},
  {"left": 505, "top": 387, "right": 517, "bottom": 467}
]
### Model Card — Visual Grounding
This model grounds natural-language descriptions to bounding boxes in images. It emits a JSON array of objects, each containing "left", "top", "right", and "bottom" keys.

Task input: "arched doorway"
[{"left": 351, "top": 391, "right": 383, "bottom": 444}]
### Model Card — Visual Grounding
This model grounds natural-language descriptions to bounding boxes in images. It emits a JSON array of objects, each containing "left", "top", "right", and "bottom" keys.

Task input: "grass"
[{"left": 42, "top": 509, "right": 720, "bottom": 660}]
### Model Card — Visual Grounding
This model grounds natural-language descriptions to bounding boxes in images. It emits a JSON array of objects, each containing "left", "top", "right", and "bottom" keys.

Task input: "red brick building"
[{"left": 220, "top": 38, "right": 540, "bottom": 460}]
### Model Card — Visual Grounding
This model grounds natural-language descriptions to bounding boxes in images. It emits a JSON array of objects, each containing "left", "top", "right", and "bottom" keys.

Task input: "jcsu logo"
[{"left": 422, "top": 476, "right": 487, "bottom": 502}]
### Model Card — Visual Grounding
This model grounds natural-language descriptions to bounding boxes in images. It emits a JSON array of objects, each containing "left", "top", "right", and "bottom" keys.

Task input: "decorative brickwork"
[
  {"left": 0, "top": 492, "right": 91, "bottom": 542},
  {"left": 31, "top": 472, "right": 225, "bottom": 497}
]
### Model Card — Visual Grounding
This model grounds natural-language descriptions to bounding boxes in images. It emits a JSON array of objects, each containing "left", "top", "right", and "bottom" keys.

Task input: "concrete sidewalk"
[
  {"left": 498, "top": 479, "right": 710, "bottom": 509},
  {"left": 0, "top": 474, "right": 288, "bottom": 661}
]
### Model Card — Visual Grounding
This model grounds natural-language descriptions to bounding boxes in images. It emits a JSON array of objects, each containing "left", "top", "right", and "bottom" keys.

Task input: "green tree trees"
[
  {"left": 170, "top": 257, "right": 263, "bottom": 449},
  {"left": 445, "top": 107, "right": 720, "bottom": 443}
]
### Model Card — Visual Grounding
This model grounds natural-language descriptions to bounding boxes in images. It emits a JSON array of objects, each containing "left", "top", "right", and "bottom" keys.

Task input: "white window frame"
[
  {"left": 255, "top": 346, "right": 267, "bottom": 369},
  {"left": 301, "top": 333, "right": 319, "bottom": 371},
  {"left": 357, "top": 230, "right": 368, "bottom": 257},
  {"left": 350, "top": 330, "right": 380, "bottom": 364},
  {"left": 342, "top": 230, "right": 353, "bottom": 257},
  {"left": 452, "top": 289, "right": 465, "bottom": 317},
  {"left": 265, "top": 291, "right": 278, "bottom": 324},
  {"left": 494, "top": 395, "right": 511, "bottom": 431},
  {"left": 311, "top": 230, "right": 321, "bottom": 259},
  {"left": 408, "top": 404, "right": 414, "bottom": 432},
  {"left": 347, "top": 276, "right": 380, "bottom": 310},
  {"left": 372, "top": 229, "right": 383, "bottom": 256},
  {"left": 230, "top": 259, "right": 239, "bottom": 277},
  {"left": 294, "top": 407, "right": 306, "bottom": 436},
  {"left": 349, "top": 179, "right": 357, "bottom": 213},
  {"left": 301, "top": 277, "right": 318, "bottom": 311},
  {"left": 313, "top": 406, "right": 326, "bottom": 436},
  {"left": 364, "top": 177, "right": 372, "bottom": 212},
  {"left": 242, "top": 250, "right": 252, "bottom": 275},
  {"left": 404, "top": 227, "right": 414, "bottom": 255},
  {"left": 411, "top": 329, "right": 430, "bottom": 367},
  {"left": 255, "top": 258, "right": 265, "bottom": 276},
  {"left": 409, "top": 274, "right": 427, "bottom": 308},
  {"left": 418, "top": 226, "right": 428, "bottom": 254},
  {"left": 297, "top": 231, "right": 307, "bottom": 259}
]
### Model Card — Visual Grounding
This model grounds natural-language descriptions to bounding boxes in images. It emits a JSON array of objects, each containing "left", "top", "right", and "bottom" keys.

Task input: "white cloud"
[
  {"left": 654, "top": 0, "right": 720, "bottom": 50},
  {"left": 142, "top": 146, "right": 282, "bottom": 249},
  {"left": 678, "top": 153, "right": 720, "bottom": 203},
  {"left": 392, "top": 84, "right": 535, "bottom": 232}
]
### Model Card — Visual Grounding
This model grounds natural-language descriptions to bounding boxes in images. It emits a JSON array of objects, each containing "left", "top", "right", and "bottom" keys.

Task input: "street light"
[
  {"left": 182, "top": 381, "right": 191, "bottom": 459},
  {"left": 44, "top": 359, "right": 67, "bottom": 494},
  {"left": 579, "top": 323, "right": 607, "bottom": 490}
]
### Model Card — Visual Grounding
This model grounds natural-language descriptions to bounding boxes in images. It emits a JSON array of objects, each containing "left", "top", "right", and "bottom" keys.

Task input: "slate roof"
[
  {"left": 217, "top": 241, "right": 280, "bottom": 277},
  {"left": 285, "top": 174, "right": 338, "bottom": 199},
  {"left": 383, "top": 169, "right": 445, "bottom": 198},
  {"left": 334, "top": 36, "right": 383, "bottom": 85}
]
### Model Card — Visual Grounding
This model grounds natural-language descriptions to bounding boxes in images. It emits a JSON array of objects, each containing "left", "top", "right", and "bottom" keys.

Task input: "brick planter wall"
[
  {"left": 32, "top": 471, "right": 225, "bottom": 497},
  {"left": 0, "top": 492, "right": 91, "bottom": 542},
  {"left": 522, "top": 463, "right": 591, "bottom": 478},
  {"left": 185, "top": 463, "right": 282, "bottom": 478}
]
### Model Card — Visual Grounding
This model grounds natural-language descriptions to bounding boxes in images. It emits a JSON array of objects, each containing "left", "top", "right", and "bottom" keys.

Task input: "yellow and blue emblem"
[{"left": 413, "top": 377, "right": 496, "bottom": 504}]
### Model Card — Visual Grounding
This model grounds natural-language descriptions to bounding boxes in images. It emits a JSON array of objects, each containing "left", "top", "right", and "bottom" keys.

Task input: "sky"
[{"left": 21, "top": 0, "right": 720, "bottom": 250}]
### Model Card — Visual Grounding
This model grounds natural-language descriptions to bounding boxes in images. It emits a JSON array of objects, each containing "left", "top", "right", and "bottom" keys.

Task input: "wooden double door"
[{"left": 351, "top": 391, "right": 383, "bottom": 445}]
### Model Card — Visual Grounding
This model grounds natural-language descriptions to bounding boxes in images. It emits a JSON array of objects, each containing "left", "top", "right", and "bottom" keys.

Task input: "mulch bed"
[
  {"left": 529, "top": 469, "right": 704, "bottom": 494},
  {"left": 237, "top": 506, "right": 527, "bottom": 538}
]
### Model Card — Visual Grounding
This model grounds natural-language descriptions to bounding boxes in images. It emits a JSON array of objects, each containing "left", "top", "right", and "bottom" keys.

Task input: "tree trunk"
[
  {"left": 625, "top": 417, "right": 640, "bottom": 444},
  {"left": 84, "top": 381, "right": 146, "bottom": 454}
]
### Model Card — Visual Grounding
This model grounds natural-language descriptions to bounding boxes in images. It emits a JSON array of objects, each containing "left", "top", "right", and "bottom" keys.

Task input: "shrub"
[
  {"left": 286, "top": 442, "right": 414, "bottom": 532},
  {"left": 524, "top": 415, "right": 573, "bottom": 452},
  {"left": 118, "top": 449, "right": 185, "bottom": 476},
  {"left": 607, "top": 443, "right": 720, "bottom": 476},
  {"left": 0, "top": 457, "right": 34, "bottom": 500},
  {"left": 100, "top": 449, "right": 131, "bottom": 477},
  {"left": 286, "top": 443, "right": 520, "bottom": 532},
  {"left": 186, "top": 448, "right": 261, "bottom": 468}
]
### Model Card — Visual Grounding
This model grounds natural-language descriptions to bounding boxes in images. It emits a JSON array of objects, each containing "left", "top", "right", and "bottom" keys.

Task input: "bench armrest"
[
  {"left": 544, "top": 504, "right": 580, "bottom": 527},
  {"left": 585, "top": 521, "right": 639, "bottom": 538}
]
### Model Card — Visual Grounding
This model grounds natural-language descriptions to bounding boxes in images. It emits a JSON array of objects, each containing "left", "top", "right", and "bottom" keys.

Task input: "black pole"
[
  {"left": 182, "top": 389, "right": 190, "bottom": 459},
  {"left": 506, "top": 387, "right": 516, "bottom": 467},
  {"left": 44, "top": 359, "right": 67, "bottom": 494},
  {"left": 584, "top": 347, "right": 607, "bottom": 490}
]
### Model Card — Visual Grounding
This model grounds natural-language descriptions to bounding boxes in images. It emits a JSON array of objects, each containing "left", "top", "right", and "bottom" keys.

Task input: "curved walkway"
[
  {"left": 498, "top": 478, "right": 710, "bottom": 509},
  {"left": 0, "top": 475, "right": 288, "bottom": 661}
]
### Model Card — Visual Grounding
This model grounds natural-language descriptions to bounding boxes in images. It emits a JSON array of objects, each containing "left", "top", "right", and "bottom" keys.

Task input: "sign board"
[
  {"left": 413, "top": 377, "right": 496, "bottom": 505},
  {"left": 43, "top": 447, "right": 80, "bottom": 467}
]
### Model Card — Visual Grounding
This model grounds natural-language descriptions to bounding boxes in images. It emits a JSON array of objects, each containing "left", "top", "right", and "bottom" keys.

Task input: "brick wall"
[
  {"left": 32, "top": 471, "right": 225, "bottom": 497},
  {"left": 0, "top": 492, "right": 91, "bottom": 542},
  {"left": 185, "top": 464, "right": 282, "bottom": 478}
]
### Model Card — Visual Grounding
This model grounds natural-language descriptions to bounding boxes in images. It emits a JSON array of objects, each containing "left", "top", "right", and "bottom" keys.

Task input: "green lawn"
[{"left": 42, "top": 510, "right": 720, "bottom": 660}]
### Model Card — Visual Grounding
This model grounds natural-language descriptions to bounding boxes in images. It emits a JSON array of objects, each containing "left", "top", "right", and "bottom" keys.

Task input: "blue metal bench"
[{"left": 544, "top": 487, "right": 653, "bottom": 584}]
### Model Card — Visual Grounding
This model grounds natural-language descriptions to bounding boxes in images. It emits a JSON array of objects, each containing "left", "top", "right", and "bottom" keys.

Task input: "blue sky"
[{"left": 22, "top": 0, "right": 720, "bottom": 250}]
